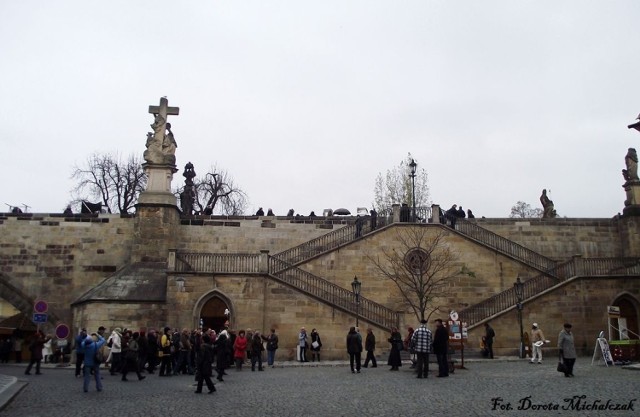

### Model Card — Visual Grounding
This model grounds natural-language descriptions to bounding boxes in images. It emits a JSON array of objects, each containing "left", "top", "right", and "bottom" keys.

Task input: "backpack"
[{"left": 94, "top": 343, "right": 105, "bottom": 364}]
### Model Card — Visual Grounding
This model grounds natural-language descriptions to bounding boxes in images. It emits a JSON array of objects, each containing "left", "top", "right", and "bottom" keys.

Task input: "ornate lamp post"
[
  {"left": 409, "top": 159, "right": 417, "bottom": 222},
  {"left": 514, "top": 276, "right": 525, "bottom": 358},
  {"left": 351, "top": 276, "right": 362, "bottom": 327}
]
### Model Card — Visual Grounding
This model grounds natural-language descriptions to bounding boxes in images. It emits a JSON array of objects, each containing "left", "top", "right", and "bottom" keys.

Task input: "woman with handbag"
[
  {"left": 557, "top": 323, "right": 576, "bottom": 377},
  {"left": 310, "top": 328, "right": 322, "bottom": 362},
  {"left": 387, "top": 327, "right": 403, "bottom": 371}
]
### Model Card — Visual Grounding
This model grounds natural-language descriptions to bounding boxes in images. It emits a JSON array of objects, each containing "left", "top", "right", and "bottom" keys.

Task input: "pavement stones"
[{"left": 0, "top": 358, "right": 639, "bottom": 416}]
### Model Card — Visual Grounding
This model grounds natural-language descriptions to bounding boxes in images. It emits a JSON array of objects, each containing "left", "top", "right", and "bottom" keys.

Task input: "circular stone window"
[{"left": 404, "top": 248, "right": 429, "bottom": 274}]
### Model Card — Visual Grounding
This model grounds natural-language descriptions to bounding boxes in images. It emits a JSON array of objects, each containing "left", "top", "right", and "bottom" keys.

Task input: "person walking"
[
  {"left": 363, "top": 328, "right": 377, "bottom": 368},
  {"left": 530, "top": 323, "right": 546, "bottom": 364},
  {"left": 310, "top": 328, "right": 322, "bottom": 362},
  {"left": 81, "top": 333, "right": 105, "bottom": 392},
  {"left": 411, "top": 319, "right": 433, "bottom": 379},
  {"left": 214, "top": 330, "right": 229, "bottom": 381},
  {"left": 433, "top": 319, "right": 449, "bottom": 377},
  {"left": 121, "top": 331, "right": 145, "bottom": 382},
  {"left": 346, "top": 326, "right": 363, "bottom": 373},
  {"left": 194, "top": 334, "right": 216, "bottom": 394},
  {"left": 107, "top": 328, "right": 122, "bottom": 375},
  {"left": 25, "top": 331, "right": 49, "bottom": 375},
  {"left": 484, "top": 322, "right": 495, "bottom": 359},
  {"left": 387, "top": 327, "right": 403, "bottom": 371},
  {"left": 558, "top": 323, "right": 577, "bottom": 377},
  {"left": 261, "top": 328, "right": 278, "bottom": 368}
]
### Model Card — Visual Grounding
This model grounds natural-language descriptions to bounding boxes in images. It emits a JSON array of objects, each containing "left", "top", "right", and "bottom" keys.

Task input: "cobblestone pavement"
[{"left": 0, "top": 359, "right": 638, "bottom": 417}]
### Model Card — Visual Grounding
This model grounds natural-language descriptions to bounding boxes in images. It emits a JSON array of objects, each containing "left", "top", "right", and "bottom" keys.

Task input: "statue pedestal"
[
  {"left": 623, "top": 180, "right": 640, "bottom": 216},
  {"left": 137, "top": 163, "right": 178, "bottom": 206}
]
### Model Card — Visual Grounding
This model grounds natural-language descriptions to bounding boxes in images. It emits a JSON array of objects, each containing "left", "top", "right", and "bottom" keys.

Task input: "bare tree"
[
  {"left": 373, "top": 153, "right": 430, "bottom": 213},
  {"left": 368, "top": 227, "right": 466, "bottom": 322},
  {"left": 71, "top": 153, "right": 146, "bottom": 213},
  {"left": 176, "top": 165, "right": 248, "bottom": 215},
  {"left": 509, "top": 201, "right": 543, "bottom": 218}
]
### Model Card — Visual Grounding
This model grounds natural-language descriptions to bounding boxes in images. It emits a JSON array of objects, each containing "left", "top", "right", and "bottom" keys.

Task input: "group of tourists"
[{"left": 67, "top": 325, "right": 281, "bottom": 393}]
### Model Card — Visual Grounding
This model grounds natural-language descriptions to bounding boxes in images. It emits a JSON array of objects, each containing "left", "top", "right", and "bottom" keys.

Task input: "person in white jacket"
[{"left": 107, "top": 328, "right": 122, "bottom": 375}]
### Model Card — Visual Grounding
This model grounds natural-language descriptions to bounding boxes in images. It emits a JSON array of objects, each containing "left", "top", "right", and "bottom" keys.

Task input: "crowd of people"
[{"left": 9, "top": 318, "right": 578, "bottom": 392}]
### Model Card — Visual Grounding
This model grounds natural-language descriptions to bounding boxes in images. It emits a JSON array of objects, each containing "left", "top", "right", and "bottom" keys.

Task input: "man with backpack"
[{"left": 81, "top": 333, "right": 106, "bottom": 392}]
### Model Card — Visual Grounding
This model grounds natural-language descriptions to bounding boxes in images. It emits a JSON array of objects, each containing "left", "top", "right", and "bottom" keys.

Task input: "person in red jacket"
[{"left": 233, "top": 330, "right": 248, "bottom": 371}]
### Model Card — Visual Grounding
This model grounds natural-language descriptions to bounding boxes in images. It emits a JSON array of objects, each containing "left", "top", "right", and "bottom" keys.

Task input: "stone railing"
[
  {"left": 460, "top": 256, "right": 640, "bottom": 328},
  {"left": 269, "top": 257, "right": 400, "bottom": 329},
  {"left": 173, "top": 252, "right": 262, "bottom": 274}
]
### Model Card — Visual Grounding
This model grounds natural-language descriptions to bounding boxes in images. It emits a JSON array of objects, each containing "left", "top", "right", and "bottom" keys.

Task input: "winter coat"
[
  {"left": 197, "top": 343, "right": 214, "bottom": 377},
  {"left": 387, "top": 331, "right": 403, "bottom": 367},
  {"left": 233, "top": 336, "right": 248, "bottom": 359},
  {"left": 81, "top": 335, "right": 106, "bottom": 367},
  {"left": 346, "top": 331, "right": 362, "bottom": 354}
]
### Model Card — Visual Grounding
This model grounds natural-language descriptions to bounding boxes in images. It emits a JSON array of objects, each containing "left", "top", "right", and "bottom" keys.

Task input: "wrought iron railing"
[
  {"left": 269, "top": 257, "right": 400, "bottom": 329},
  {"left": 454, "top": 218, "right": 557, "bottom": 274},
  {"left": 175, "top": 252, "right": 261, "bottom": 274}
]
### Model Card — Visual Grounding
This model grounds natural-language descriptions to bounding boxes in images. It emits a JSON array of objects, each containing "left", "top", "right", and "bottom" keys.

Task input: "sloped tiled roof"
[{"left": 73, "top": 262, "right": 167, "bottom": 305}]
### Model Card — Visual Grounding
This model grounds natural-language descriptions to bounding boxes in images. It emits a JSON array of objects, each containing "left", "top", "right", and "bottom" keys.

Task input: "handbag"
[{"left": 557, "top": 361, "right": 567, "bottom": 373}]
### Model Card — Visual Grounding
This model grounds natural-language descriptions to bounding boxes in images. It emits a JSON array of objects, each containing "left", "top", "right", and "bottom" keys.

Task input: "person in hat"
[
  {"left": 530, "top": 323, "right": 546, "bottom": 364},
  {"left": 558, "top": 323, "right": 576, "bottom": 377}
]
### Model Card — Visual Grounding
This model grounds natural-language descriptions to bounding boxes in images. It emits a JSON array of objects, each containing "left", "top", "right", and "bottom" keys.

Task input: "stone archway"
[
  {"left": 194, "top": 290, "right": 233, "bottom": 333},
  {"left": 613, "top": 294, "right": 639, "bottom": 339}
]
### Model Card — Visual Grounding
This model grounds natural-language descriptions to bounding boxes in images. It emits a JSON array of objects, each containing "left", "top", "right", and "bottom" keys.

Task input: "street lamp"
[
  {"left": 514, "top": 276, "right": 525, "bottom": 358},
  {"left": 351, "top": 276, "right": 362, "bottom": 327},
  {"left": 409, "top": 159, "right": 417, "bottom": 222}
]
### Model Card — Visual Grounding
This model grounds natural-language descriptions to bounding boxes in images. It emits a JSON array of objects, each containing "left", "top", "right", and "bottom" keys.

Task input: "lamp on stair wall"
[
  {"left": 514, "top": 275, "right": 525, "bottom": 358},
  {"left": 176, "top": 276, "right": 185, "bottom": 292},
  {"left": 351, "top": 276, "right": 362, "bottom": 327},
  {"left": 409, "top": 159, "right": 417, "bottom": 222}
]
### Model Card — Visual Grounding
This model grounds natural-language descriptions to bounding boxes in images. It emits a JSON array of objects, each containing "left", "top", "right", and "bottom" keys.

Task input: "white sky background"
[{"left": 1, "top": 1, "right": 639, "bottom": 217}]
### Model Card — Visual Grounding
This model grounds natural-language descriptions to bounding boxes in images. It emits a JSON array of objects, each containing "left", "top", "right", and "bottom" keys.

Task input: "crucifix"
[
  {"left": 144, "top": 97, "right": 180, "bottom": 165},
  {"left": 148, "top": 97, "right": 180, "bottom": 142}
]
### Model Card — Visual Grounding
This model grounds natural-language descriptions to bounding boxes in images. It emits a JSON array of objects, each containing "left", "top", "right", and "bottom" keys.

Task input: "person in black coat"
[
  {"left": 387, "top": 327, "right": 403, "bottom": 371},
  {"left": 195, "top": 335, "right": 216, "bottom": 394},
  {"left": 346, "top": 327, "right": 363, "bottom": 373},
  {"left": 432, "top": 319, "right": 449, "bottom": 377}
]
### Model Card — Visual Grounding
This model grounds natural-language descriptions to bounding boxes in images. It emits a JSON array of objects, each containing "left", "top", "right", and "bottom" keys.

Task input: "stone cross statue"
[{"left": 144, "top": 97, "right": 180, "bottom": 165}]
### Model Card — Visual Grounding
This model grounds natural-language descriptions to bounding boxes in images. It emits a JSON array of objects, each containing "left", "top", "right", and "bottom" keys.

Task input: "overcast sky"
[{"left": 2, "top": 1, "right": 639, "bottom": 218}]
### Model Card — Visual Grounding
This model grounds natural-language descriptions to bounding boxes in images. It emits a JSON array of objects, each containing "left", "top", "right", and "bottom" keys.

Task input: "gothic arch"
[
  {"left": 611, "top": 293, "right": 639, "bottom": 340},
  {"left": 192, "top": 289, "right": 235, "bottom": 333}
]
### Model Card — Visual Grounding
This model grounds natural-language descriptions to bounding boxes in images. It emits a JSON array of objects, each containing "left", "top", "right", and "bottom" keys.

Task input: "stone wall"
[
  {"left": 468, "top": 276, "right": 640, "bottom": 357},
  {"left": 474, "top": 218, "right": 622, "bottom": 259}
]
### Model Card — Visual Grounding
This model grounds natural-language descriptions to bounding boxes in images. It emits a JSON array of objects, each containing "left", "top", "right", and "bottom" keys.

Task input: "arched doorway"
[
  {"left": 199, "top": 296, "right": 230, "bottom": 333},
  {"left": 614, "top": 296, "right": 639, "bottom": 340}
]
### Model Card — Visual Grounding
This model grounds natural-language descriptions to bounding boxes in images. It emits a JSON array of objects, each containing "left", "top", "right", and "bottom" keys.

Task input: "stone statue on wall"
[
  {"left": 180, "top": 162, "right": 196, "bottom": 215},
  {"left": 622, "top": 148, "right": 639, "bottom": 182},
  {"left": 540, "top": 189, "right": 557, "bottom": 218},
  {"left": 144, "top": 97, "right": 180, "bottom": 166}
]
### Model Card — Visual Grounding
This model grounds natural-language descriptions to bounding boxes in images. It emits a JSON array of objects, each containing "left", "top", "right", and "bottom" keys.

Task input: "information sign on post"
[{"left": 32, "top": 313, "right": 48, "bottom": 324}]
